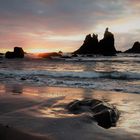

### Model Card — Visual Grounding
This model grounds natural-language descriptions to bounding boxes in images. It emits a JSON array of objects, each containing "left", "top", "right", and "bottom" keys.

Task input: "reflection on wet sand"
[
  {"left": 0, "top": 84, "right": 140, "bottom": 138},
  {"left": 5, "top": 84, "right": 23, "bottom": 95}
]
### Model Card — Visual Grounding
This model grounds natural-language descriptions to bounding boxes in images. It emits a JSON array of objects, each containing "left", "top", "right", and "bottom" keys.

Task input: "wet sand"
[
  {"left": 0, "top": 84, "right": 140, "bottom": 140},
  {"left": 0, "top": 124, "right": 51, "bottom": 140}
]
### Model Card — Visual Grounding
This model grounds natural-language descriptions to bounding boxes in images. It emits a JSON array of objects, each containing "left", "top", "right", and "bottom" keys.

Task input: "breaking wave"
[{"left": 0, "top": 70, "right": 140, "bottom": 80}]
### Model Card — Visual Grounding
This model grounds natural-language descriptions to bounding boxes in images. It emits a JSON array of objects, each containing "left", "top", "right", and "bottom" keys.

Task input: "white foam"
[
  {"left": 0, "top": 69, "right": 139, "bottom": 94},
  {"left": 0, "top": 70, "right": 140, "bottom": 80}
]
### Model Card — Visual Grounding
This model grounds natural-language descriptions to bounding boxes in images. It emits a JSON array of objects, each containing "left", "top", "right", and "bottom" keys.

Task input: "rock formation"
[
  {"left": 74, "top": 33, "right": 99, "bottom": 54},
  {"left": 67, "top": 99, "right": 120, "bottom": 129},
  {"left": 125, "top": 41, "right": 140, "bottom": 53},
  {"left": 74, "top": 28, "right": 117, "bottom": 56},
  {"left": 5, "top": 52, "right": 15, "bottom": 58},
  {"left": 5, "top": 47, "right": 24, "bottom": 58},
  {"left": 14, "top": 47, "right": 24, "bottom": 58},
  {"left": 99, "top": 28, "right": 117, "bottom": 56}
]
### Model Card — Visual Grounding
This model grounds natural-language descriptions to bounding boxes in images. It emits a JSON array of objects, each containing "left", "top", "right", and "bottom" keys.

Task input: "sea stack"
[
  {"left": 125, "top": 41, "right": 140, "bottom": 53},
  {"left": 74, "top": 33, "right": 99, "bottom": 54},
  {"left": 99, "top": 28, "right": 117, "bottom": 56},
  {"left": 5, "top": 47, "right": 24, "bottom": 58},
  {"left": 73, "top": 28, "right": 117, "bottom": 56}
]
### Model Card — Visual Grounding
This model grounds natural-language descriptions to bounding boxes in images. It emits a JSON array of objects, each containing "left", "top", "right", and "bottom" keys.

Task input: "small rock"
[{"left": 21, "top": 77, "right": 26, "bottom": 80}]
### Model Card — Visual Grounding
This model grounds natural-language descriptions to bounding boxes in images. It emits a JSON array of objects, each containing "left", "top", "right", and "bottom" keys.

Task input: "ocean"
[{"left": 0, "top": 53, "right": 139, "bottom": 94}]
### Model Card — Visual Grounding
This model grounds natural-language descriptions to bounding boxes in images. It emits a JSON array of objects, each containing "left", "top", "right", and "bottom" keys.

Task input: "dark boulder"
[
  {"left": 67, "top": 99, "right": 120, "bottom": 129},
  {"left": 67, "top": 100, "right": 81, "bottom": 112},
  {"left": 93, "top": 108, "right": 118, "bottom": 128},
  {"left": 125, "top": 41, "right": 140, "bottom": 53},
  {"left": 5, "top": 47, "right": 24, "bottom": 58}
]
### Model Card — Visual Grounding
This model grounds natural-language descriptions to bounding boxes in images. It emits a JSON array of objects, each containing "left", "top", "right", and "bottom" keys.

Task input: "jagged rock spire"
[{"left": 74, "top": 28, "right": 117, "bottom": 56}]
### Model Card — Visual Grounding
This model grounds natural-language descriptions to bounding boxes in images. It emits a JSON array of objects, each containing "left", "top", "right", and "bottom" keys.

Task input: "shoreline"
[{"left": 0, "top": 85, "right": 140, "bottom": 139}]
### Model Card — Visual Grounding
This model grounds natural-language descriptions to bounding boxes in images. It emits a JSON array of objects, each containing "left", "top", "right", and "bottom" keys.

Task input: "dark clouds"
[
  {"left": 0, "top": 0, "right": 126, "bottom": 33},
  {"left": 0, "top": 0, "right": 140, "bottom": 52}
]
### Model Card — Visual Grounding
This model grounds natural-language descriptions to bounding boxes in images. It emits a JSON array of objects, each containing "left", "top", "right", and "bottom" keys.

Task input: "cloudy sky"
[{"left": 0, "top": 0, "right": 140, "bottom": 53}]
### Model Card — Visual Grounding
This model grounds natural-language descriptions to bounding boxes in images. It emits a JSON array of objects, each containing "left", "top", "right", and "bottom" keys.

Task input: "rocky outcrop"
[
  {"left": 67, "top": 99, "right": 120, "bottom": 129},
  {"left": 5, "top": 47, "right": 24, "bottom": 58},
  {"left": 125, "top": 41, "right": 140, "bottom": 53},
  {"left": 74, "top": 33, "right": 99, "bottom": 54},
  {"left": 14, "top": 47, "right": 24, "bottom": 58},
  {"left": 74, "top": 28, "right": 117, "bottom": 56},
  {"left": 99, "top": 28, "right": 116, "bottom": 56}
]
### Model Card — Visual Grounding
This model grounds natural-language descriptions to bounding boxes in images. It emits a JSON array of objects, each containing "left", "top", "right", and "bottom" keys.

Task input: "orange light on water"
[{"left": 28, "top": 48, "right": 48, "bottom": 53}]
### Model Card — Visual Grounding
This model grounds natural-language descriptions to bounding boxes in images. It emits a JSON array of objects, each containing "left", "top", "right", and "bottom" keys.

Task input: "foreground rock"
[
  {"left": 5, "top": 47, "right": 24, "bottom": 58},
  {"left": 125, "top": 41, "right": 140, "bottom": 53},
  {"left": 74, "top": 28, "right": 117, "bottom": 56},
  {"left": 67, "top": 99, "right": 120, "bottom": 129}
]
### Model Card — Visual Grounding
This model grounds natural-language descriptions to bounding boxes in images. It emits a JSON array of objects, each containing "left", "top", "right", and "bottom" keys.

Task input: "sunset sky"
[{"left": 0, "top": 0, "right": 140, "bottom": 53}]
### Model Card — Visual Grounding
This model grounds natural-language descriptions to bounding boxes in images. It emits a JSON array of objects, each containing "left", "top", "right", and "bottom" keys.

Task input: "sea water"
[{"left": 0, "top": 53, "right": 139, "bottom": 94}]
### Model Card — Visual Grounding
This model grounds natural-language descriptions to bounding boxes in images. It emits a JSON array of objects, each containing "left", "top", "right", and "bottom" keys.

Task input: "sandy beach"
[{"left": 0, "top": 84, "right": 140, "bottom": 140}]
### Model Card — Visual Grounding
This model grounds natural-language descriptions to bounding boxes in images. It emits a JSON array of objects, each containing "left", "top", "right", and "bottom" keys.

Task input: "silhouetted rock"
[
  {"left": 67, "top": 99, "right": 120, "bottom": 129},
  {"left": 14, "top": 47, "right": 24, "bottom": 58},
  {"left": 125, "top": 41, "right": 140, "bottom": 53},
  {"left": 73, "top": 28, "right": 117, "bottom": 56},
  {"left": 74, "top": 33, "right": 99, "bottom": 54},
  {"left": 99, "top": 28, "right": 117, "bottom": 56},
  {"left": 5, "top": 52, "right": 15, "bottom": 58},
  {"left": 5, "top": 47, "right": 24, "bottom": 58}
]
